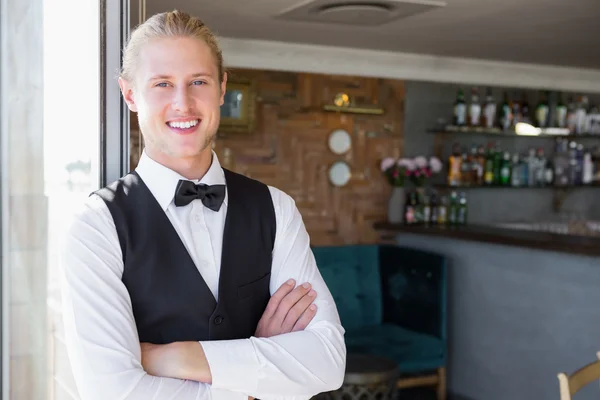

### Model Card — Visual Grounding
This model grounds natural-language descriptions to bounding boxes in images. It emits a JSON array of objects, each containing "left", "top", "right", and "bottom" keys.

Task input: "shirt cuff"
[{"left": 201, "top": 339, "right": 260, "bottom": 393}]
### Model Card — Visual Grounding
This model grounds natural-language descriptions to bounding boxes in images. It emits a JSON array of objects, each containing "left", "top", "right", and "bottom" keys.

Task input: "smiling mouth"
[{"left": 167, "top": 119, "right": 200, "bottom": 129}]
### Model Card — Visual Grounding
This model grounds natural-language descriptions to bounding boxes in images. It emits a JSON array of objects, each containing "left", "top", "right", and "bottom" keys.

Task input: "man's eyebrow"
[{"left": 148, "top": 73, "right": 213, "bottom": 81}]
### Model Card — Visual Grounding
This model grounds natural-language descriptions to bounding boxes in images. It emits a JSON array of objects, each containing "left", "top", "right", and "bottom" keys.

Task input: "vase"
[{"left": 387, "top": 187, "right": 405, "bottom": 224}]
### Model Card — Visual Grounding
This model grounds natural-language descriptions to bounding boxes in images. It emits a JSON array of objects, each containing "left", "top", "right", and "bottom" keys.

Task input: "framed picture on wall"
[{"left": 219, "top": 77, "right": 257, "bottom": 134}]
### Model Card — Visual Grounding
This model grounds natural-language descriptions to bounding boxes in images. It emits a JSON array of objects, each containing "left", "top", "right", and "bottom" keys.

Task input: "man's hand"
[
  {"left": 141, "top": 341, "right": 212, "bottom": 383},
  {"left": 140, "top": 279, "right": 318, "bottom": 383},
  {"left": 255, "top": 279, "right": 317, "bottom": 338}
]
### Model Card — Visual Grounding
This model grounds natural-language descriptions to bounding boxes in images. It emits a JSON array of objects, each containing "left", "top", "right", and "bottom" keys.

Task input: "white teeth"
[{"left": 168, "top": 120, "right": 199, "bottom": 129}]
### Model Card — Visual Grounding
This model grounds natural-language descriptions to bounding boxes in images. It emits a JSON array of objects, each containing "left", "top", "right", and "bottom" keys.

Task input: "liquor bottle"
[
  {"left": 499, "top": 92, "right": 512, "bottom": 130},
  {"left": 430, "top": 193, "right": 439, "bottom": 225},
  {"left": 484, "top": 143, "right": 495, "bottom": 185},
  {"left": 460, "top": 153, "right": 471, "bottom": 186},
  {"left": 568, "top": 141, "right": 578, "bottom": 185},
  {"left": 423, "top": 193, "right": 431, "bottom": 225},
  {"left": 404, "top": 190, "right": 416, "bottom": 225},
  {"left": 527, "top": 148, "right": 537, "bottom": 186},
  {"left": 566, "top": 96, "right": 578, "bottom": 134},
  {"left": 454, "top": 89, "right": 467, "bottom": 126},
  {"left": 483, "top": 88, "right": 497, "bottom": 129},
  {"left": 511, "top": 92, "right": 522, "bottom": 126},
  {"left": 415, "top": 190, "right": 424, "bottom": 224},
  {"left": 553, "top": 138, "right": 570, "bottom": 186},
  {"left": 511, "top": 154, "right": 522, "bottom": 186},
  {"left": 575, "top": 96, "right": 589, "bottom": 134},
  {"left": 521, "top": 94, "right": 532, "bottom": 125},
  {"left": 555, "top": 93, "right": 568, "bottom": 128},
  {"left": 469, "top": 145, "right": 480, "bottom": 184},
  {"left": 536, "top": 148, "right": 546, "bottom": 186},
  {"left": 468, "top": 87, "right": 482, "bottom": 127},
  {"left": 544, "top": 158, "right": 555, "bottom": 186},
  {"left": 499, "top": 151, "right": 512, "bottom": 186},
  {"left": 536, "top": 91, "right": 550, "bottom": 128},
  {"left": 447, "top": 142, "right": 463, "bottom": 186},
  {"left": 457, "top": 192, "right": 468, "bottom": 225},
  {"left": 493, "top": 143, "right": 502, "bottom": 185},
  {"left": 588, "top": 104, "right": 600, "bottom": 134},
  {"left": 575, "top": 143, "right": 584, "bottom": 185},
  {"left": 448, "top": 191, "right": 458, "bottom": 225},
  {"left": 476, "top": 145, "right": 486, "bottom": 186},
  {"left": 437, "top": 196, "right": 448, "bottom": 225},
  {"left": 583, "top": 152, "right": 593, "bottom": 184},
  {"left": 591, "top": 146, "right": 600, "bottom": 183}
]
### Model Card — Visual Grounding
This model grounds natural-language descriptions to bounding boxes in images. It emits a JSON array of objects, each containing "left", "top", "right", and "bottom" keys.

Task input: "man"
[{"left": 59, "top": 9, "right": 346, "bottom": 400}]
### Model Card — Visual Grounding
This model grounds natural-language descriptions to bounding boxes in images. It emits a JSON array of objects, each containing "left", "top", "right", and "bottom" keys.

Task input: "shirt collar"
[{"left": 135, "top": 150, "right": 228, "bottom": 211}]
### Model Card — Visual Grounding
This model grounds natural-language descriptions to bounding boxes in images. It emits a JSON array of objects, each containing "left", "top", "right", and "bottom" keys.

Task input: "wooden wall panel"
[{"left": 131, "top": 69, "right": 404, "bottom": 246}]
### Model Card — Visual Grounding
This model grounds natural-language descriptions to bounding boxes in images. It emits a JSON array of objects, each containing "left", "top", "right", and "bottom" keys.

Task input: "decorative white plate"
[
  {"left": 328, "top": 129, "right": 352, "bottom": 155},
  {"left": 328, "top": 161, "right": 351, "bottom": 187}
]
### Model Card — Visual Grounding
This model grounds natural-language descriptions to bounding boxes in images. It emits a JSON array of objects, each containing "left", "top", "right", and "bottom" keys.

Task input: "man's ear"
[
  {"left": 118, "top": 77, "right": 138, "bottom": 112},
  {"left": 219, "top": 72, "right": 228, "bottom": 106}
]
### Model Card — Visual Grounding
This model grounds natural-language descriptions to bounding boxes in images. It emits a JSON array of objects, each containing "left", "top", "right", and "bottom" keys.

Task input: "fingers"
[
  {"left": 291, "top": 303, "right": 318, "bottom": 332},
  {"left": 273, "top": 282, "right": 312, "bottom": 322},
  {"left": 281, "top": 289, "right": 317, "bottom": 332},
  {"left": 262, "top": 279, "right": 295, "bottom": 319}
]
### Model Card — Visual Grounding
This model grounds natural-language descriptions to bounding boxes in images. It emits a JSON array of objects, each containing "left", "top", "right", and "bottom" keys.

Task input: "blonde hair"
[{"left": 121, "top": 10, "right": 225, "bottom": 83}]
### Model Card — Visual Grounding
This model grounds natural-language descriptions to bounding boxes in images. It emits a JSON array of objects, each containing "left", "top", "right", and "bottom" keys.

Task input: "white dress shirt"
[{"left": 59, "top": 151, "right": 346, "bottom": 400}]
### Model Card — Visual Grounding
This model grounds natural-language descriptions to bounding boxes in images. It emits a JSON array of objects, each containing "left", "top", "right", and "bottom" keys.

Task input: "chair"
[
  {"left": 312, "top": 244, "right": 447, "bottom": 400},
  {"left": 557, "top": 352, "right": 600, "bottom": 399}
]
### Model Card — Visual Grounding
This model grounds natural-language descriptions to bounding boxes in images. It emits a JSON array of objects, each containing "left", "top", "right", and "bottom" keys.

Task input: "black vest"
[{"left": 94, "top": 169, "right": 276, "bottom": 344}]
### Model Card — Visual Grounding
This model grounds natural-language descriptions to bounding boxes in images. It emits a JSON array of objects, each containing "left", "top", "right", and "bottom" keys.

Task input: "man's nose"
[{"left": 172, "top": 88, "right": 192, "bottom": 113}]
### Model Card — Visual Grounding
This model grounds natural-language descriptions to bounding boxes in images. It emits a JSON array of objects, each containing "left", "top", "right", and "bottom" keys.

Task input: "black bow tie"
[{"left": 174, "top": 180, "right": 226, "bottom": 211}]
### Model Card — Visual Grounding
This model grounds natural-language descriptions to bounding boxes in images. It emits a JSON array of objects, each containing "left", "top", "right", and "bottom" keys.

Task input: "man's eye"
[
  {"left": 155, "top": 82, "right": 169, "bottom": 87},
  {"left": 192, "top": 80, "right": 206, "bottom": 86}
]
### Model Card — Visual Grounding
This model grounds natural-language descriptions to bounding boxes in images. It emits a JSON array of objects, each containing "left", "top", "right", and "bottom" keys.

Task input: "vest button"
[{"left": 214, "top": 316, "right": 223, "bottom": 325}]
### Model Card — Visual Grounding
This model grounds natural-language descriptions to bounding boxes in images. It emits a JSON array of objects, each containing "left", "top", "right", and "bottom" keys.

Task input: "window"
[{"left": 1, "top": 0, "right": 128, "bottom": 398}]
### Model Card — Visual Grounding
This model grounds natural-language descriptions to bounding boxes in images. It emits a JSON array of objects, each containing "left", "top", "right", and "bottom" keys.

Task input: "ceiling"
[{"left": 145, "top": 0, "right": 600, "bottom": 70}]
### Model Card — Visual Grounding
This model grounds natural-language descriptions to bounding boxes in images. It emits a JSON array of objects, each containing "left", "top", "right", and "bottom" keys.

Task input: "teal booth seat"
[{"left": 312, "top": 244, "right": 447, "bottom": 375}]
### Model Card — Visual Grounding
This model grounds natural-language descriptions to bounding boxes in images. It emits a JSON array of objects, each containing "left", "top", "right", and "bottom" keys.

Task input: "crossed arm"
[
  {"left": 139, "top": 280, "right": 321, "bottom": 383},
  {"left": 60, "top": 193, "right": 346, "bottom": 400}
]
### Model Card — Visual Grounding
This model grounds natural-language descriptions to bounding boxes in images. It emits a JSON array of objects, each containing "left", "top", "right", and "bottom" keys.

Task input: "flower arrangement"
[{"left": 380, "top": 156, "right": 443, "bottom": 187}]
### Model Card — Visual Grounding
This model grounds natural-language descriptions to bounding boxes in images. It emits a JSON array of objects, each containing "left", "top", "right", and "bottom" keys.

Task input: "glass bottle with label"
[
  {"left": 521, "top": 94, "right": 531, "bottom": 125},
  {"left": 457, "top": 192, "right": 468, "bottom": 225},
  {"left": 404, "top": 190, "right": 416, "bottom": 225},
  {"left": 437, "top": 196, "right": 448, "bottom": 225},
  {"left": 511, "top": 92, "right": 522, "bottom": 126},
  {"left": 423, "top": 193, "right": 431, "bottom": 225},
  {"left": 493, "top": 143, "right": 502, "bottom": 185},
  {"left": 484, "top": 143, "right": 495, "bottom": 185},
  {"left": 575, "top": 96, "right": 589, "bottom": 134},
  {"left": 460, "top": 153, "right": 471, "bottom": 186},
  {"left": 448, "top": 191, "right": 458, "bottom": 225},
  {"left": 430, "top": 193, "right": 439, "bottom": 225},
  {"left": 499, "top": 92, "right": 512, "bottom": 130},
  {"left": 536, "top": 91, "right": 550, "bottom": 128},
  {"left": 566, "top": 96, "right": 578, "bottom": 134},
  {"left": 483, "top": 88, "right": 496, "bottom": 129},
  {"left": 454, "top": 89, "right": 467, "bottom": 126},
  {"left": 555, "top": 93, "right": 568, "bottom": 128},
  {"left": 553, "top": 138, "right": 570, "bottom": 186},
  {"left": 448, "top": 142, "right": 463, "bottom": 186},
  {"left": 468, "top": 87, "right": 481, "bottom": 127},
  {"left": 500, "top": 151, "right": 512, "bottom": 186},
  {"left": 535, "top": 148, "right": 546, "bottom": 186},
  {"left": 527, "top": 148, "right": 537, "bottom": 186},
  {"left": 511, "top": 154, "right": 522, "bottom": 186}
]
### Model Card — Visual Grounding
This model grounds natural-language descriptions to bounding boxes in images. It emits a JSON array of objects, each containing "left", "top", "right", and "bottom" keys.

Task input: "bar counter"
[
  {"left": 375, "top": 222, "right": 600, "bottom": 400},
  {"left": 373, "top": 222, "right": 600, "bottom": 257}
]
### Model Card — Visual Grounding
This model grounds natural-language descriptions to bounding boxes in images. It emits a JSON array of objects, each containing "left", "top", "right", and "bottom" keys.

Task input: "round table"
[{"left": 329, "top": 353, "right": 400, "bottom": 400}]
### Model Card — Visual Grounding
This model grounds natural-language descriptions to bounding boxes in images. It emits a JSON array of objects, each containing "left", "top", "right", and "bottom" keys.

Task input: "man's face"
[{"left": 119, "top": 36, "right": 226, "bottom": 163}]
